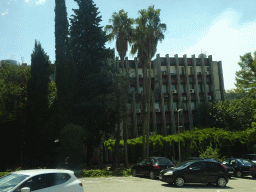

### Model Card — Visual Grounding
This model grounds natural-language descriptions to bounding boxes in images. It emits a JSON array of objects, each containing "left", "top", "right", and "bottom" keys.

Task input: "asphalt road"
[{"left": 79, "top": 176, "right": 256, "bottom": 192}]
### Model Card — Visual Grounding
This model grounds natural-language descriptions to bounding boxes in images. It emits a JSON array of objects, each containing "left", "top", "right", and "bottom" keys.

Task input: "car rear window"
[
  {"left": 240, "top": 159, "right": 254, "bottom": 165},
  {"left": 153, "top": 158, "right": 172, "bottom": 164}
]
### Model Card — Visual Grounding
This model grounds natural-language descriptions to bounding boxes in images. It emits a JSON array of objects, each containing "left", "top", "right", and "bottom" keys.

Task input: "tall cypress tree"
[
  {"left": 26, "top": 40, "right": 51, "bottom": 168},
  {"left": 54, "top": 0, "right": 77, "bottom": 129}
]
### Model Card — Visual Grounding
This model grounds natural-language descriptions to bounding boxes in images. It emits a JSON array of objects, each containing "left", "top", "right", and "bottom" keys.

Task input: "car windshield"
[
  {"left": 0, "top": 173, "right": 29, "bottom": 192},
  {"left": 239, "top": 159, "right": 254, "bottom": 165},
  {"left": 153, "top": 158, "right": 172, "bottom": 164}
]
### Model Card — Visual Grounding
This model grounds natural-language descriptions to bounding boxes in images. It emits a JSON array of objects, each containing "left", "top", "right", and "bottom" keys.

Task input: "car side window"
[
  {"left": 139, "top": 158, "right": 147, "bottom": 165},
  {"left": 146, "top": 158, "right": 153, "bottom": 165},
  {"left": 230, "top": 160, "right": 237, "bottom": 165},
  {"left": 190, "top": 162, "right": 206, "bottom": 170},
  {"left": 17, "top": 174, "right": 55, "bottom": 191},
  {"left": 222, "top": 160, "right": 229, "bottom": 165},
  {"left": 53, "top": 173, "right": 71, "bottom": 185}
]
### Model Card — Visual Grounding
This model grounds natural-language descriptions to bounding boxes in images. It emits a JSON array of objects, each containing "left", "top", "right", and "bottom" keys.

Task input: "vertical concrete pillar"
[
  {"left": 218, "top": 61, "right": 225, "bottom": 101},
  {"left": 208, "top": 55, "right": 216, "bottom": 101}
]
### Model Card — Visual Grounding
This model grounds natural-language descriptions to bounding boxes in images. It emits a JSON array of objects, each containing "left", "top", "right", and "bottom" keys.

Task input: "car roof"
[
  {"left": 149, "top": 157, "right": 169, "bottom": 159},
  {"left": 11, "top": 169, "right": 74, "bottom": 176}
]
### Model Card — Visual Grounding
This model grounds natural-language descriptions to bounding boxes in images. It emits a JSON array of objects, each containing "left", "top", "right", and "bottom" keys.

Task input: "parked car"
[
  {"left": 159, "top": 160, "right": 229, "bottom": 188},
  {"left": 0, "top": 169, "right": 84, "bottom": 192},
  {"left": 242, "top": 154, "right": 256, "bottom": 164},
  {"left": 131, "top": 157, "right": 175, "bottom": 179},
  {"left": 202, "top": 158, "right": 235, "bottom": 178},
  {"left": 222, "top": 158, "right": 256, "bottom": 178}
]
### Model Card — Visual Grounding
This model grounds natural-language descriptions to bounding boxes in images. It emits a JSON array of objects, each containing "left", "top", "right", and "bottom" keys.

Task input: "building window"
[
  {"left": 170, "top": 66, "right": 175, "bottom": 74},
  {"left": 172, "top": 85, "right": 176, "bottom": 90},
  {"left": 130, "top": 87, "right": 135, "bottom": 93},
  {"left": 181, "top": 85, "right": 185, "bottom": 93},
  {"left": 155, "top": 103, "right": 160, "bottom": 109},
  {"left": 164, "top": 104, "right": 169, "bottom": 111},
  {"left": 161, "top": 71, "right": 167, "bottom": 75},
  {"left": 139, "top": 86, "right": 143, "bottom": 93},
  {"left": 189, "top": 84, "right": 193, "bottom": 89},
  {"left": 198, "top": 84, "right": 202, "bottom": 93},
  {"left": 205, "top": 84, "right": 209, "bottom": 93},
  {"left": 179, "top": 67, "right": 184, "bottom": 75},
  {"left": 127, "top": 104, "right": 131, "bottom": 109},
  {"left": 162, "top": 85, "right": 167, "bottom": 93},
  {"left": 189, "top": 67, "right": 193, "bottom": 75},
  {"left": 173, "top": 102, "right": 177, "bottom": 110},
  {"left": 181, "top": 102, "right": 187, "bottom": 110},
  {"left": 136, "top": 103, "right": 140, "bottom": 109},
  {"left": 191, "top": 102, "right": 195, "bottom": 110}
]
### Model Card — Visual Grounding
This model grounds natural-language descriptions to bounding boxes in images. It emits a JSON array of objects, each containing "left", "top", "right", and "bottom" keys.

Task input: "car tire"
[
  {"left": 149, "top": 171, "right": 156, "bottom": 179},
  {"left": 174, "top": 176, "right": 185, "bottom": 187},
  {"left": 236, "top": 171, "right": 243, "bottom": 178},
  {"left": 216, "top": 177, "right": 227, "bottom": 188},
  {"left": 132, "top": 169, "right": 137, "bottom": 177}
]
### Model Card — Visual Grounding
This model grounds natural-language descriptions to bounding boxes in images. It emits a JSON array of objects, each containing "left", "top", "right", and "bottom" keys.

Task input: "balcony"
[
  {"left": 154, "top": 92, "right": 161, "bottom": 102},
  {"left": 128, "top": 60, "right": 135, "bottom": 68},
  {"left": 191, "top": 93, "right": 196, "bottom": 101},
  {"left": 189, "top": 75, "right": 194, "bottom": 83},
  {"left": 206, "top": 75, "right": 211, "bottom": 83},
  {"left": 156, "top": 113, "right": 162, "bottom": 124},
  {"left": 165, "top": 112, "right": 171, "bottom": 124},
  {"left": 187, "top": 58, "right": 192, "bottom": 66},
  {"left": 197, "top": 75, "right": 203, "bottom": 83},
  {"left": 130, "top": 78, "right": 137, "bottom": 87},
  {"left": 199, "top": 93, "right": 204, "bottom": 100},
  {"left": 162, "top": 76, "right": 168, "bottom": 84},
  {"left": 161, "top": 58, "right": 167, "bottom": 66},
  {"left": 180, "top": 75, "right": 186, "bottom": 83},
  {"left": 171, "top": 75, "right": 177, "bottom": 83}
]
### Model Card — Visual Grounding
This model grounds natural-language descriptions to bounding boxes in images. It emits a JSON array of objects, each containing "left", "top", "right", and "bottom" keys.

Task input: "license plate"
[
  {"left": 228, "top": 171, "right": 234, "bottom": 174},
  {"left": 159, "top": 176, "right": 162, "bottom": 180}
]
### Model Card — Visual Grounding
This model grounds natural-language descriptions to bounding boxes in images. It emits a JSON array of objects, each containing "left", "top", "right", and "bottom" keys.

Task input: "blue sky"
[{"left": 1, "top": 0, "right": 256, "bottom": 91}]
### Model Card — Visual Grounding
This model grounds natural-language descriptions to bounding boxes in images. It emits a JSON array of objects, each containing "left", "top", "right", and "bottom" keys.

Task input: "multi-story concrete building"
[{"left": 114, "top": 53, "right": 225, "bottom": 139}]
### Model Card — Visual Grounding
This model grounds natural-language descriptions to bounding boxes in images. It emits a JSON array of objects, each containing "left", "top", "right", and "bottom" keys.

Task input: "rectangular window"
[
  {"left": 164, "top": 105, "right": 169, "bottom": 111},
  {"left": 155, "top": 103, "right": 160, "bottom": 109},
  {"left": 189, "top": 84, "right": 193, "bottom": 89},
  {"left": 172, "top": 85, "right": 176, "bottom": 90},
  {"left": 198, "top": 84, "right": 202, "bottom": 93},
  {"left": 173, "top": 102, "right": 177, "bottom": 110},
  {"left": 191, "top": 102, "right": 195, "bottom": 110},
  {"left": 136, "top": 104, "right": 140, "bottom": 109},
  {"left": 162, "top": 85, "right": 167, "bottom": 93},
  {"left": 179, "top": 67, "right": 184, "bottom": 75},
  {"left": 181, "top": 85, "right": 185, "bottom": 93},
  {"left": 181, "top": 102, "right": 187, "bottom": 110},
  {"left": 130, "top": 87, "right": 135, "bottom": 93},
  {"left": 139, "top": 86, "right": 143, "bottom": 93},
  {"left": 170, "top": 66, "right": 176, "bottom": 74},
  {"left": 189, "top": 67, "right": 193, "bottom": 75},
  {"left": 127, "top": 104, "right": 131, "bottom": 109}
]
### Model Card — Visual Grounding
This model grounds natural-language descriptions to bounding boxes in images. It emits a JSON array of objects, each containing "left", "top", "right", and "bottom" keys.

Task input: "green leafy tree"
[
  {"left": 69, "top": 0, "right": 115, "bottom": 164},
  {"left": 130, "top": 5, "right": 166, "bottom": 159},
  {"left": 235, "top": 51, "right": 256, "bottom": 92},
  {"left": 105, "top": 9, "right": 134, "bottom": 168},
  {"left": 99, "top": 58, "right": 131, "bottom": 169}
]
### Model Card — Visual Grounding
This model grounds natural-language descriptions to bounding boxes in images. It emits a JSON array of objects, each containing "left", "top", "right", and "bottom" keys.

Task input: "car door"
[
  {"left": 204, "top": 162, "right": 222, "bottom": 182},
  {"left": 137, "top": 158, "right": 148, "bottom": 175},
  {"left": 186, "top": 162, "right": 206, "bottom": 183}
]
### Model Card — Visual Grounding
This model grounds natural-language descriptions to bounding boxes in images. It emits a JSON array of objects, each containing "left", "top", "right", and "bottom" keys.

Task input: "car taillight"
[
  {"left": 79, "top": 183, "right": 83, "bottom": 187},
  {"left": 153, "top": 164, "right": 160, "bottom": 169},
  {"left": 221, "top": 164, "right": 226, "bottom": 170},
  {"left": 249, "top": 167, "right": 255, "bottom": 171}
]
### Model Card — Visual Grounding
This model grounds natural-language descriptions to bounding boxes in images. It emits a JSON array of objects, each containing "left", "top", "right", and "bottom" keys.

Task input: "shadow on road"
[{"left": 161, "top": 183, "right": 233, "bottom": 189}]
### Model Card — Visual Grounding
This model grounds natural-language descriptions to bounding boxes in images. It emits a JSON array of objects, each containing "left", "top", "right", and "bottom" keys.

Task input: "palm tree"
[
  {"left": 105, "top": 9, "right": 134, "bottom": 168},
  {"left": 131, "top": 5, "right": 166, "bottom": 159}
]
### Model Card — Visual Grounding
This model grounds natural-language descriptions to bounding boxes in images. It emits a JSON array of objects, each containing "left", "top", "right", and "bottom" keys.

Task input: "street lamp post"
[{"left": 177, "top": 109, "right": 183, "bottom": 163}]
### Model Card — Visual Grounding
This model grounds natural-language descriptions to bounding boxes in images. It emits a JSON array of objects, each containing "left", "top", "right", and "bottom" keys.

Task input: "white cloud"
[
  {"left": 180, "top": 8, "right": 256, "bottom": 90},
  {"left": 1, "top": 9, "right": 8, "bottom": 16},
  {"left": 24, "top": 0, "right": 46, "bottom": 5}
]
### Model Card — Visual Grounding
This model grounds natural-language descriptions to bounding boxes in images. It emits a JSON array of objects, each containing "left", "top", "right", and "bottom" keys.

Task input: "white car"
[{"left": 0, "top": 169, "right": 84, "bottom": 192}]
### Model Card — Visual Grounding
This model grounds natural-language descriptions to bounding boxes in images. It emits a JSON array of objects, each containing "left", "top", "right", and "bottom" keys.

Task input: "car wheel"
[
  {"left": 174, "top": 176, "right": 185, "bottom": 187},
  {"left": 216, "top": 177, "right": 227, "bottom": 188},
  {"left": 132, "top": 169, "right": 137, "bottom": 177},
  {"left": 149, "top": 171, "right": 156, "bottom": 179},
  {"left": 236, "top": 171, "right": 243, "bottom": 178}
]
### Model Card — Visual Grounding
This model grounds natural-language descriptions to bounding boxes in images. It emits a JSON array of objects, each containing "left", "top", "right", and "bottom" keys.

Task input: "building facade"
[{"left": 115, "top": 53, "right": 225, "bottom": 139}]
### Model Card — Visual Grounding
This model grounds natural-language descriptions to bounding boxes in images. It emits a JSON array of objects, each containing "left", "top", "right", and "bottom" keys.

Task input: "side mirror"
[{"left": 21, "top": 187, "right": 30, "bottom": 192}]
